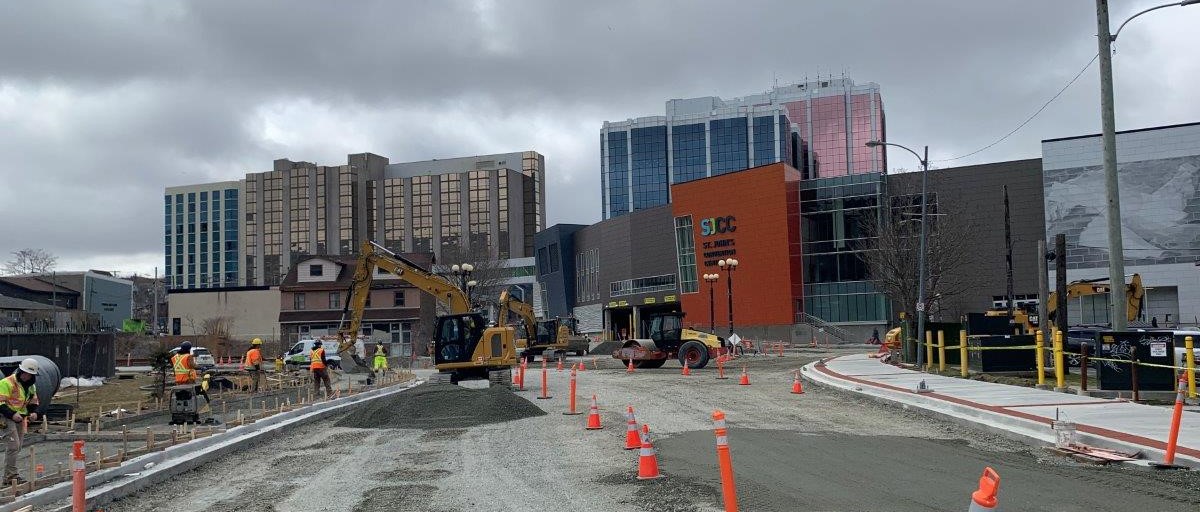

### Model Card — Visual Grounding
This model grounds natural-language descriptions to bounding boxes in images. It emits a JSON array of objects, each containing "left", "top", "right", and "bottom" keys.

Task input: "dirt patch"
[
  {"left": 373, "top": 467, "right": 452, "bottom": 482},
  {"left": 336, "top": 383, "right": 546, "bottom": 430},
  {"left": 595, "top": 472, "right": 719, "bottom": 512},
  {"left": 352, "top": 484, "right": 445, "bottom": 512}
]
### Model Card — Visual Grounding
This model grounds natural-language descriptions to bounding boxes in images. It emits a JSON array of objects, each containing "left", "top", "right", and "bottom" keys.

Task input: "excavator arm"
[
  {"left": 335, "top": 240, "right": 472, "bottom": 359},
  {"left": 498, "top": 289, "right": 538, "bottom": 344},
  {"left": 1046, "top": 273, "right": 1145, "bottom": 324}
]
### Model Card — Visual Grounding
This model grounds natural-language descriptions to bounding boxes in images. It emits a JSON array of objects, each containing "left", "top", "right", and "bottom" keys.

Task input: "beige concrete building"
[{"left": 167, "top": 286, "right": 281, "bottom": 343}]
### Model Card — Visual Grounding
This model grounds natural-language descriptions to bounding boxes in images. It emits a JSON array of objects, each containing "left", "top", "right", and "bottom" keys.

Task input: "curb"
[
  {"left": 3, "top": 380, "right": 421, "bottom": 512},
  {"left": 801, "top": 358, "right": 1200, "bottom": 468}
]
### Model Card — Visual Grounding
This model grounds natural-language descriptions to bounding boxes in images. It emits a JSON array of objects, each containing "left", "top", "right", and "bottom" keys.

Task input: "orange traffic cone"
[
  {"left": 585, "top": 395, "right": 603, "bottom": 430},
  {"left": 791, "top": 370, "right": 804, "bottom": 394},
  {"left": 636, "top": 424, "right": 663, "bottom": 480},
  {"left": 578, "top": 358, "right": 586, "bottom": 372},
  {"left": 626, "top": 358, "right": 635, "bottom": 373},
  {"left": 738, "top": 366, "right": 750, "bottom": 386},
  {"left": 967, "top": 467, "right": 1000, "bottom": 511},
  {"left": 557, "top": 358, "right": 563, "bottom": 372},
  {"left": 624, "top": 406, "right": 640, "bottom": 450},
  {"left": 681, "top": 363, "right": 691, "bottom": 376}
]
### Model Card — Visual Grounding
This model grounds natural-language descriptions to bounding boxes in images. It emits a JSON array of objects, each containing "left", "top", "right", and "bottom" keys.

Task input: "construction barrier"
[
  {"left": 1159, "top": 374, "right": 1188, "bottom": 467},
  {"left": 563, "top": 365, "right": 582, "bottom": 416},
  {"left": 967, "top": 467, "right": 1000, "bottom": 511}
]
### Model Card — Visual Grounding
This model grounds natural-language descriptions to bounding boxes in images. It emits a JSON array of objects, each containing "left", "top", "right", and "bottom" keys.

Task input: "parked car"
[
  {"left": 284, "top": 338, "right": 343, "bottom": 371},
  {"left": 168, "top": 346, "right": 216, "bottom": 372}
]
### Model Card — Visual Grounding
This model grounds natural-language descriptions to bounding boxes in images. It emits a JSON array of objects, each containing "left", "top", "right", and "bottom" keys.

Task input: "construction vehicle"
[
  {"left": 336, "top": 241, "right": 517, "bottom": 386},
  {"left": 498, "top": 291, "right": 590, "bottom": 360},
  {"left": 984, "top": 273, "right": 1145, "bottom": 333},
  {"left": 611, "top": 312, "right": 726, "bottom": 369}
]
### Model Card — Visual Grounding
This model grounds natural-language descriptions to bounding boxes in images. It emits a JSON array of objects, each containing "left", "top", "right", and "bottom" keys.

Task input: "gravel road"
[{"left": 96, "top": 347, "right": 1199, "bottom": 511}]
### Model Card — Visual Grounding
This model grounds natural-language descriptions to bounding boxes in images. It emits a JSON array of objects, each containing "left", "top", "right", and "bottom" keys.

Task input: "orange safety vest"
[
  {"left": 310, "top": 347, "right": 326, "bottom": 371},
  {"left": 245, "top": 348, "right": 262, "bottom": 369},
  {"left": 172, "top": 353, "right": 197, "bottom": 384},
  {"left": 0, "top": 374, "right": 37, "bottom": 417}
]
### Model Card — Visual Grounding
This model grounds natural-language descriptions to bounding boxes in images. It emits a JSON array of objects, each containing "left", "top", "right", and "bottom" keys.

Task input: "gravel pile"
[{"left": 337, "top": 383, "right": 545, "bottom": 429}]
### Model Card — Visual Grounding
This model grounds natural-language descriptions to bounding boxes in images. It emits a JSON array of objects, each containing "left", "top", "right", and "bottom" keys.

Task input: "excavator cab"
[
  {"left": 431, "top": 312, "right": 517, "bottom": 385},
  {"left": 649, "top": 313, "right": 684, "bottom": 345}
]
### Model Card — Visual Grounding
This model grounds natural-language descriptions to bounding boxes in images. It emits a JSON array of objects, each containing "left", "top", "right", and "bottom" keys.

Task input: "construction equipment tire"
[{"left": 678, "top": 341, "right": 710, "bottom": 369}]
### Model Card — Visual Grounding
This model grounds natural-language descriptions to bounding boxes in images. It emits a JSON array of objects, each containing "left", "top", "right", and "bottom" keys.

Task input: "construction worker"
[
  {"left": 274, "top": 354, "right": 285, "bottom": 374},
  {"left": 373, "top": 342, "right": 389, "bottom": 376},
  {"left": 171, "top": 342, "right": 209, "bottom": 409},
  {"left": 244, "top": 338, "right": 264, "bottom": 393},
  {"left": 310, "top": 340, "right": 333, "bottom": 396},
  {"left": 0, "top": 359, "right": 39, "bottom": 485}
]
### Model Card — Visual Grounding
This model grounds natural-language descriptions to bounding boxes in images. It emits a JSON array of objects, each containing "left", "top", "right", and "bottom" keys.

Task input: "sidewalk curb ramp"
[
  {"left": 2, "top": 380, "right": 423, "bottom": 512},
  {"left": 802, "top": 358, "right": 1200, "bottom": 468}
]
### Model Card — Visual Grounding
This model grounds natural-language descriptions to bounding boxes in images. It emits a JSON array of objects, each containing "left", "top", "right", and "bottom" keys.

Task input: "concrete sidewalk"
[{"left": 803, "top": 353, "right": 1200, "bottom": 467}]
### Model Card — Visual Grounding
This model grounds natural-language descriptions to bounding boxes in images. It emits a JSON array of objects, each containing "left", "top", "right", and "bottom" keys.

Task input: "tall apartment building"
[
  {"left": 167, "top": 152, "right": 544, "bottom": 288},
  {"left": 600, "top": 77, "right": 884, "bottom": 220},
  {"left": 163, "top": 182, "right": 243, "bottom": 290}
]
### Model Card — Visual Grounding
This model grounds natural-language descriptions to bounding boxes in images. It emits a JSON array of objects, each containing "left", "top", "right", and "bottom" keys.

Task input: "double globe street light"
[{"left": 717, "top": 258, "right": 739, "bottom": 335}]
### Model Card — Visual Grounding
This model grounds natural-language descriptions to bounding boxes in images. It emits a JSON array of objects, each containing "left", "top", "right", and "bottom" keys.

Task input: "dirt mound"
[
  {"left": 337, "top": 383, "right": 546, "bottom": 430},
  {"left": 590, "top": 340, "right": 624, "bottom": 356}
]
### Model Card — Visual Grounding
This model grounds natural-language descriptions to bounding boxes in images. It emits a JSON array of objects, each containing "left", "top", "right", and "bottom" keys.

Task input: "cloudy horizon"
[{"left": 2, "top": 0, "right": 1198, "bottom": 278}]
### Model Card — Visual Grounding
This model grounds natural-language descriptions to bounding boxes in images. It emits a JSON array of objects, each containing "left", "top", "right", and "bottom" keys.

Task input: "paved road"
[{"left": 98, "top": 347, "right": 1200, "bottom": 511}]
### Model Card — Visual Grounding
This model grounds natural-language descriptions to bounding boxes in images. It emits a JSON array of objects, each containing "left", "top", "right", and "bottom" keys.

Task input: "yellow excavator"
[
  {"left": 336, "top": 240, "right": 517, "bottom": 386},
  {"left": 985, "top": 273, "right": 1145, "bottom": 334},
  {"left": 498, "top": 290, "right": 583, "bottom": 361}
]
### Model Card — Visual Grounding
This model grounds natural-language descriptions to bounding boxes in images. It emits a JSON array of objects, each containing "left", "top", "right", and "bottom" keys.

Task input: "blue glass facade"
[
  {"left": 165, "top": 187, "right": 240, "bottom": 289},
  {"left": 710, "top": 118, "right": 748, "bottom": 176},
  {"left": 631, "top": 126, "right": 668, "bottom": 210},
  {"left": 606, "top": 131, "right": 630, "bottom": 217},
  {"left": 752, "top": 116, "right": 776, "bottom": 167},
  {"left": 671, "top": 123, "right": 706, "bottom": 184},
  {"left": 800, "top": 173, "right": 888, "bottom": 323}
]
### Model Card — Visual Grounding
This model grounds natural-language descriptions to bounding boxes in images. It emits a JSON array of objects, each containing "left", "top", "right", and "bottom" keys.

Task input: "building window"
[
  {"left": 310, "top": 264, "right": 323, "bottom": 277},
  {"left": 674, "top": 216, "right": 698, "bottom": 293},
  {"left": 294, "top": 293, "right": 306, "bottom": 310},
  {"left": 548, "top": 243, "right": 561, "bottom": 273},
  {"left": 394, "top": 291, "right": 406, "bottom": 307},
  {"left": 329, "top": 291, "right": 341, "bottom": 310},
  {"left": 610, "top": 274, "right": 677, "bottom": 297}
]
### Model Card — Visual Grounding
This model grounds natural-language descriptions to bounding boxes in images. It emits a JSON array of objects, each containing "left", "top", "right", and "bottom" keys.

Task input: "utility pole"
[
  {"left": 1055, "top": 234, "right": 1068, "bottom": 337},
  {"left": 1037, "top": 240, "right": 1050, "bottom": 342},
  {"left": 1095, "top": 0, "right": 1128, "bottom": 330},
  {"left": 1004, "top": 186, "right": 1014, "bottom": 321}
]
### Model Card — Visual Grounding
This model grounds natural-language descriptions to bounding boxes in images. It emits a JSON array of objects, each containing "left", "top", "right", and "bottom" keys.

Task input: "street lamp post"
[
  {"left": 449, "top": 263, "right": 475, "bottom": 298},
  {"left": 867, "top": 140, "right": 929, "bottom": 369},
  {"left": 1094, "top": 0, "right": 1198, "bottom": 329},
  {"left": 717, "top": 259, "right": 739, "bottom": 335},
  {"left": 703, "top": 273, "right": 720, "bottom": 332}
]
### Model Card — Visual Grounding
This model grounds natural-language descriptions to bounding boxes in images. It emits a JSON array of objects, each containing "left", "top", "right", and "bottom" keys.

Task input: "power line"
[{"left": 931, "top": 53, "right": 1100, "bottom": 163}]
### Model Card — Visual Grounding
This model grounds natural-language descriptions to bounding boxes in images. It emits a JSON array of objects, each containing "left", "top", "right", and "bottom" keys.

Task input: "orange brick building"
[{"left": 671, "top": 163, "right": 804, "bottom": 338}]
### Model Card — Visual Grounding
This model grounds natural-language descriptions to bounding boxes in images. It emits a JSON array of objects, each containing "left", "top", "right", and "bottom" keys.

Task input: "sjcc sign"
[{"left": 700, "top": 216, "right": 736, "bottom": 236}]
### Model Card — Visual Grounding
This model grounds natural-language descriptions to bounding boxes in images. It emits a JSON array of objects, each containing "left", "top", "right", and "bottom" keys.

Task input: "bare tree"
[
  {"left": 437, "top": 243, "right": 516, "bottom": 318},
  {"left": 2, "top": 248, "right": 57, "bottom": 275},
  {"left": 857, "top": 181, "right": 977, "bottom": 324}
]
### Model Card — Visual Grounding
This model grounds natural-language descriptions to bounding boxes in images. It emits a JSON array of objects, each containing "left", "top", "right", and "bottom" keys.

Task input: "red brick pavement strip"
[{"left": 813, "top": 358, "right": 1200, "bottom": 461}]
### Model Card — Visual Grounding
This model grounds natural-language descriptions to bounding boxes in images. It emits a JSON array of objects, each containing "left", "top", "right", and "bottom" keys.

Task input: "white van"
[{"left": 284, "top": 339, "right": 343, "bottom": 370}]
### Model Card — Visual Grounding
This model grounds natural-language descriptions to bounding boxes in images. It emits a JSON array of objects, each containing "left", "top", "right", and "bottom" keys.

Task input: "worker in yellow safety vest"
[
  {"left": 373, "top": 342, "right": 389, "bottom": 376},
  {"left": 310, "top": 340, "right": 333, "bottom": 396},
  {"left": 244, "top": 338, "right": 264, "bottom": 393},
  {"left": 0, "top": 359, "right": 40, "bottom": 485}
]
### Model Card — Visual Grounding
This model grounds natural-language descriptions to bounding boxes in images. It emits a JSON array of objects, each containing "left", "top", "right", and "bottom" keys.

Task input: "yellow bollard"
[
  {"left": 1053, "top": 330, "right": 1065, "bottom": 390},
  {"left": 1186, "top": 336, "right": 1196, "bottom": 400},
  {"left": 925, "top": 331, "right": 934, "bottom": 371},
  {"left": 937, "top": 331, "right": 946, "bottom": 373},
  {"left": 1035, "top": 330, "right": 1046, "bottom": 387},
  {"left": 959, "top": 330, "right": 968, "bottom": 378}
]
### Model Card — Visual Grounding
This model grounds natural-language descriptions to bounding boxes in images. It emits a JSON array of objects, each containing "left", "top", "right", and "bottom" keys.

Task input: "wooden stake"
[
  {"left": 146, "top": 427, "right": 154, "bottom": 449},
  {"left": 122, "top": 425, "right": 129, "bottom": 455}
]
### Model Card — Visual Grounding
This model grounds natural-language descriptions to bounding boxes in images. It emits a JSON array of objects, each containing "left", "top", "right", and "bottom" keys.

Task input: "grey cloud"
[{"left": 0, "top": 0, "right": 1197, "bottom": 273}]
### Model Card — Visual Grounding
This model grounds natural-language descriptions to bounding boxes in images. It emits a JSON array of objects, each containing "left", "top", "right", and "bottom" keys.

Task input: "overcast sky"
[{"left": 2, "top": 0, "right": 1198, "bottom": 277}]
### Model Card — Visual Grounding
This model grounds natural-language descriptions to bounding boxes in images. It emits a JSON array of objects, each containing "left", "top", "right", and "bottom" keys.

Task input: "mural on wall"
[{"left": 1044, "top": 155, "right": 1200, "bottom": 269}]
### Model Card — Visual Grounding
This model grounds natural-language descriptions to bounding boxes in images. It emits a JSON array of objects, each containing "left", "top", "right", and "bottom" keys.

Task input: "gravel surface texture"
[
  {"left": 334, "top": 382, "right": 546, "bottom": 429},
  {"left": 86, "top": 346, "right": 1200, "bottom": 511}
]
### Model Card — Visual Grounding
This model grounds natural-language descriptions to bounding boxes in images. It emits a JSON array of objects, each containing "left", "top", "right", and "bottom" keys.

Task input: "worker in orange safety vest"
[
  {"left": 310, "top": 340, "right": 333, "bottom": 396},
  {"left": 244, "top": 338, "right": 264, "bottom": 393}
]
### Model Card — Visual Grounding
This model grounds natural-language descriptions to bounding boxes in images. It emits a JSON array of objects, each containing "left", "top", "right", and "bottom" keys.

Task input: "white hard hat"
[{"left": 19, "top": 358, "right": 39, "bottom": 375}]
